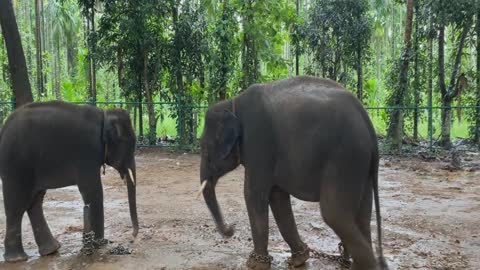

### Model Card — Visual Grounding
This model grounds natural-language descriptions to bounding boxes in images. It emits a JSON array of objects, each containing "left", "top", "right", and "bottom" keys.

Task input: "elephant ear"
[
  {"left": 220, "top": 110, "right": 241, "bottom": 160},
  {"left": 105, "top": 112, "right": 124, "bottom": 142}
]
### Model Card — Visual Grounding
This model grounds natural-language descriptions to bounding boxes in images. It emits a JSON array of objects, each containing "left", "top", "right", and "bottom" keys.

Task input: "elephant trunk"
[
  {"left": 202, "top": 178, "right": 234, "bottom": 237},
  {"left": 126, "top": 162, "right": 139, "bottom": 238}
]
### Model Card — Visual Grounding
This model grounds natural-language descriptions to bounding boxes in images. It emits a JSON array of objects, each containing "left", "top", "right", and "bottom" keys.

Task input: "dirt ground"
[{"left": 0, "top": 149, "right": 479, "bottom": 270}]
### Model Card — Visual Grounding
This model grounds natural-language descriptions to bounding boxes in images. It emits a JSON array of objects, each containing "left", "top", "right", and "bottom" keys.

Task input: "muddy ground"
[{"left": 0, "top": 149, "right": 479, "bottom": 270}]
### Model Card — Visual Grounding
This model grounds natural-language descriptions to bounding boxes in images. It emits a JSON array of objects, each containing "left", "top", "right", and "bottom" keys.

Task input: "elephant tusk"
[
  {"left": 128, "top": 169, "right": 135, "bottom": 186},
  {"left": 196, "top": 180, "right": 208, "bottom": 199}
]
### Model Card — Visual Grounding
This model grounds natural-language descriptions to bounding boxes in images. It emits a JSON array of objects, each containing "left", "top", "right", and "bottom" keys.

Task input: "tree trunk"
[
  {"left": 218, "top": 3, "right": 227, "bottom": 101},
  {"left": 67, "top": 40, "right": 77, "bottom": 76},
  {"left": 117, "top": 47, "right": 123, "bottom": 88},
  {"left": 427, "top": 27, "right": 433, "bottom": 147},
  {"left": 54, "top": 40, "right": 62, "bottom": 100},
  {"left": 35, "top": 0, "right": 44, "bottom": 97},
  {"left": 86, "top": 18, "right": 93, "bottom": 101},
  {"left": 438, "top": 24, "right": 446, "bottom": 99},
  {"left": 439, "top": 18, "right": 472, "bottom": 148},
  {"left": 41, "top": 0, "right": 47, "bottom": 96},
  {"left": 386, "top": 0, "right": 414, "bottom": 150},
  {"left": 295, "top": 0, "right": 300, "bottom": 76},
  {"left": 356, "top": 47, "right": 363, "bottom": 102},
  {"left": 392, "top": 1, "right": 396, "bottom": 60},
  {"left": 86, "top": 6, "right": 97, "bottom": 104},
  {"left": 133, "top": 100, "right": 137, "bottom": 135},
  {"left": 413, "top": 2, "right": 420, "bottom": 140},
  {"left": 138, "top": 87, "right": 143, "bottom": 139},
  {"left": 90, "top": 9, "right": 97, "bottom": 103},
  {"left": 438, "top": 24, "right": 448, "bottom": 148},
  {"left": 143, "top": 51, "right": 157, "bottom": 145},
  {"left": 171, "top": 1, "right": 190, "bottom": 145},
  {"left": 476, "top": 8, "right": 480, "bottom": 145},
  {"left": 241, "top": 0, "right": 258, "bottom": 90},
  {"left": 218, "top": 76, "right": 226, "bottom": 101},
  {"left": 0, "top": 0, "right": 34, "bottom": 108},
  {"left": 40, "top": 0, "right": 45, "bottom": 54},
  {"left": 1, "top": 39, "right": 8, "bottom": 84},
  {"left": 24, "top": 0, "right": 34, "bottom": 86}
]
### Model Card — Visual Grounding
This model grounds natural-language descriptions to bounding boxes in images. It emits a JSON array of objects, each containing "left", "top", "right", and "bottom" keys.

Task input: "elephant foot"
[
  {"left": 39, "top": 239, "right": 61, "bottom": 256},
  {"left": 81, "top": 231, "right": 96, "bottom": 255},
  {"left": 4, "top": 250, "right": 28, "bottom": 263},
  {"left": 93, "top": 238, "right": 109, "bottom": 248},
  {"left": 288, "top": 246, "right": 310, "bottom": 267},
  {"left": 247, "top": 251, "right": 272, "bottom": 270}
]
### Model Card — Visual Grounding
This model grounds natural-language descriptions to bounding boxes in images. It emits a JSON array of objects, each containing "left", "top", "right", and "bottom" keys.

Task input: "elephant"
[
  {"left": 0, "top": 101, "right": 138, "bottom": 262},
  {"left": 197, "top": 76, "right": 388, "bottom": 270}
]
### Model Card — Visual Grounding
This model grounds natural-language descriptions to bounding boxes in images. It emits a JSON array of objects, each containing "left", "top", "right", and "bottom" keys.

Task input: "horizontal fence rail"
[{"left": 0, "top": 100, "right": 479, "bottom": 153}]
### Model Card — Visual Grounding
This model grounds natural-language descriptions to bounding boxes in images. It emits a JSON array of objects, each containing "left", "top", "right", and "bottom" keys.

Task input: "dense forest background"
[{"left": 0, "top": 0, "right": 479, "bottom": 150}]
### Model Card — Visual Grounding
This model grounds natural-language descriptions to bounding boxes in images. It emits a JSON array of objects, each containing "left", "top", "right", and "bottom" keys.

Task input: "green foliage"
[
  {"left": 45, "top": 0, "right": 79, "bottom": 46},
  {"left": 430, "top": 0, "right": 476, "bottom": 28},
  {"left": 2, "top": 0, "right": 480, "bottom": 148},
  {"left": 207, "top": 0, "right": 239, "bottom": 102},
  {"left": 239, "top": 0, "right": 296, "bottom": 89},
  {"left": 300, "top": 0, "right": 371, "bottom": 82}
]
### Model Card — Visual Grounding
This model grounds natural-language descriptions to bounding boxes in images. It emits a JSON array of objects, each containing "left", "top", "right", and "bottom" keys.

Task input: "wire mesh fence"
[
  {"left": 0, "top": 100, "right": 478, "bottom": 153},
  {"left": 366, "top": 105, "right": 479, "bottom": 154}
]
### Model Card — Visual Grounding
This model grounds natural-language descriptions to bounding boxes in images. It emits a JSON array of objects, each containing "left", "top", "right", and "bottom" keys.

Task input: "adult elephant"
[
  {"left": 0, "top": 101, "right": 138, "bottom": 262},
  {"left": 197, "top": 76, "right": 388, "bottom": 270}
]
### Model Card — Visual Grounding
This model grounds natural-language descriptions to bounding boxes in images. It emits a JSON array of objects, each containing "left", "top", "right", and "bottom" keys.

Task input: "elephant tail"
[{"left": 371, "top": 150, "right": 388, "bottom": 269}]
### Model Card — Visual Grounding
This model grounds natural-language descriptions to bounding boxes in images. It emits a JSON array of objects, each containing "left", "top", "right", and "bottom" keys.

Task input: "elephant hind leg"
[
  {"left": 27, "top": 190, "right": 61, "bottom": 256},
  {"left": 356, "top": 185, "right": 373, "bottom": 249},
  {"left": 320, "top": 200, "right": 377, "bottom": 270},
  {"left": 2, "top": 183, "right": 29, "bottom": 262},
  {"left": 269, "top": 187, "right": 309, "bottom": 267}
]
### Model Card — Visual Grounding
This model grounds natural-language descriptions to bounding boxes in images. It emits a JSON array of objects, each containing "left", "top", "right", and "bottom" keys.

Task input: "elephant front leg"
[
  {"left": 79, "top": 178, "right": 106, "bottom": 251},
  {"left": 244, "top": 177, "right": 272, "bottom": 270},
  {"left": 269, "top": 188, "right": 309, "bottom": 267},
  {"left": 80, "top": 205, "right": 95, "bottom": 255}
]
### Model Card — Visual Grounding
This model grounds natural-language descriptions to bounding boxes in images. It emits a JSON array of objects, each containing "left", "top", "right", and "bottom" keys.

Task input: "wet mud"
[{"left": 0, "top": 149, "right": 479, "bottom": 269}]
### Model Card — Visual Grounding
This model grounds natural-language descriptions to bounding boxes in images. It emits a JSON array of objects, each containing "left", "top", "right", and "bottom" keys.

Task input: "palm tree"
[{"left": 44, "top": 0, "right": 78, "bottom": 100}]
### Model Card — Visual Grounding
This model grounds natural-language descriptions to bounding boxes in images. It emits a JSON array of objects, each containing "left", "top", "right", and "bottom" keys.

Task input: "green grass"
[
  {"left": 367, "top": 109, "right": 471, "bottom": 140},
  {"left": 156, "top": 116, "right": 177, "bottom": 137},
  {"left": 136, "top": 108, "right": 207, "bottom": 139}
]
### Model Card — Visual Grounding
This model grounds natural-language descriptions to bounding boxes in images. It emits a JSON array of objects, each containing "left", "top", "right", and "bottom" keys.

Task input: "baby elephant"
[
  {"left": 0, "top": 101, "right": 138, "bottom": 262},
  {"left": 197, "top": 76, "right": 389, "bottom": 270}
]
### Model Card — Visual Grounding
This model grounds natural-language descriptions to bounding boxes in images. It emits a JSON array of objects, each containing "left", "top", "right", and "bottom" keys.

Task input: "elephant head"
[
  {"left": 198, "top": 100, "right": 241, "bottom": 237},
  {"left": 104, "top": 108, "right": 139, "bottom": 237}
]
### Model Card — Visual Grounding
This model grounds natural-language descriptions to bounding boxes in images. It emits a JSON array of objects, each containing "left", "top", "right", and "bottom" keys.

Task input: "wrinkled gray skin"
[
  {"left": 0, "top": 101, "right": 138, "bottom": 262},
  {"left": 200, "top": 76, "right": 388, "bottom": 270}
]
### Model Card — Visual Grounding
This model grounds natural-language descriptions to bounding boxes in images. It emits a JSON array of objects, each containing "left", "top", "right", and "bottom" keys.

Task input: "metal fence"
[{"left": 0, "top": 100, "right": 479, "bottom": 152}]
